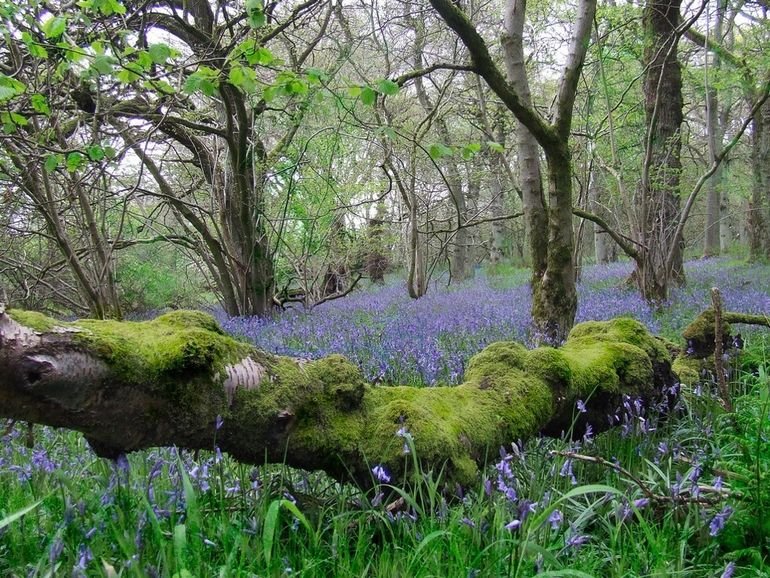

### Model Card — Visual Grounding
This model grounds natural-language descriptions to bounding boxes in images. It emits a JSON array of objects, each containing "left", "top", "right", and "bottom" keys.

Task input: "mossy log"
[{"left": 0, "top": 307, "right": 676, "bottom": 486}]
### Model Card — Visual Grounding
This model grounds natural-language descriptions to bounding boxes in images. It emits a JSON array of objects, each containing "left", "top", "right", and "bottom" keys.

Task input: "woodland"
[{"left": 1, "top": 0, "right": 770, "bottom": 575}]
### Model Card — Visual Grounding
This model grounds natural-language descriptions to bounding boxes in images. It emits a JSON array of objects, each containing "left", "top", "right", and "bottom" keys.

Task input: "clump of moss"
[
  {"left": 72, "top": 311, "right": 250, "bottom": 387},
  {"left": 306, "top": 355, "right": 366, "bottom": 409},
  {"left": 682, "top": 309, "right": 732, "bottom": 359},
  {"left": 672, "top": 355, "right": 702, "bottom": 386},
  {"left": 467, "top": 341, "right": 527, "bottom": 374},
  {"left": 525, "top": 347, "right": 571, "bottom": 391},
  {"left": 7, "top": 309, "right": 63, "bottom": 333}
]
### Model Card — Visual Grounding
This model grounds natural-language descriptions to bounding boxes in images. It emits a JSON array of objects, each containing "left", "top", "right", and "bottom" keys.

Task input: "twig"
[
  {"left": 551, "top": 450, "right": 742, "bottom": 505},
  {"left": 712, "top": 288, "right": 732, "bottom": 412}
]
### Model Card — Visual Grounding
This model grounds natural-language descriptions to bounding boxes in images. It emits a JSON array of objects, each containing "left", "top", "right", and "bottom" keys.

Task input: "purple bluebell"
[{"left": 371, "top": 465, "right": 390, "bottom": 483}]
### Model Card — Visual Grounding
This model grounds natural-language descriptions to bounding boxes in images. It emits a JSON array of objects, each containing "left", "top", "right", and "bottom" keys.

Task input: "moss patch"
[{"left": 7, "top": 309, "right": 64, "bottom": 333}]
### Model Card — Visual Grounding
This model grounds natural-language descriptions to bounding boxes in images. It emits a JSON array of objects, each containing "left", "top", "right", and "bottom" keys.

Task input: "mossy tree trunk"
[{"left": 0, "top": 307, "right": 676, "bottom": 487}]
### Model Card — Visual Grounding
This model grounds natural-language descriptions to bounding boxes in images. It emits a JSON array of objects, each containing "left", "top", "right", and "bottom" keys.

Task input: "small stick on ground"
[{"left": 711, "top": 287, "right": 732, "bottom": 412}]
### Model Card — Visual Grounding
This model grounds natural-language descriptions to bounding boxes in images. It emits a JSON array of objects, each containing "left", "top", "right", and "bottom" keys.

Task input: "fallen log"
[{"left": 0, "top": 306, "right": 676, "bottom": 486}]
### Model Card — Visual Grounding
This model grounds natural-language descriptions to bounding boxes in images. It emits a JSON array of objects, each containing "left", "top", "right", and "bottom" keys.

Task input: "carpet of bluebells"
[
  {"left": 221, "top": 258, "right": 770, "bottom": 386},
  {"left": 1, "top": 258, "right": 769, "bottom": 577}
]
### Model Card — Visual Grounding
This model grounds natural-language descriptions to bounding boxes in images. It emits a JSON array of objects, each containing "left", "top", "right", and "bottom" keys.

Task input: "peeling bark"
[{"left": 0, "top": 307, "right": 676, "bottom": 487}]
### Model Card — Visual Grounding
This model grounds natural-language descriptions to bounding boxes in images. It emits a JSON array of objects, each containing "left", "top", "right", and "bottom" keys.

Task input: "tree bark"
[
  {"left": 636, "top": 0, "right": 686, "bottom": 302},
  {"left": 703, "top": 0, "right": 727, "bottom": 258},
  {"left": 749, "top": 100, "right": 770, "bottom": 261},
  {"left": 589, "top": 166, "right": 617, "bottom": 264},
  {"left": 0, "top": 307, "right": 676, "bottom": 487},
  {"left": 501, "top": 0, "right": 548, "bottom": 288}
]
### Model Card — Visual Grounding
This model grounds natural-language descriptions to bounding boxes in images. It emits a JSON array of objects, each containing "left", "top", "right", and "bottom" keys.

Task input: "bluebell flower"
[
  {"left": 372, "top": 465, "right": 390, "bottom": 483},
  {"left": 709, "top": 505, "right": 734, "bottom": 537}
]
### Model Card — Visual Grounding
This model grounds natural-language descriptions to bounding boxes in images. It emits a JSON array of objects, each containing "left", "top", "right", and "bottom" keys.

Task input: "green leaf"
[
  {"left": 57, "top": 42, "right": 85, "bottom": 62},
  {"left": 382, "top": 126, "right": 397, "bottom": 140},
  {"left": 91, "top": 54, "right": 115, "bottom": 75},
  {"left": 376, "top": 78, "right": 399, "bottom": 96},
  {"left": 246, "top": 0, "right": 266, "bottom": 28},
  {"left": 229, "top": 66, "right": 257, "bottom": 93},
  {"left": 149, "top": 43, "right": 172, "bottom": 64},
  {"left": 306, "top": 67, "right": 326, "bottom": 84},
  {"left": 31, "top": 94, "right": 51, "bottom": 115},
  {"left": 22, "top": 32, "right": 48, "bottom": 58},
  {"left": 42, "top": 16, "right": 67, "bottom": 39},
  {"left": 428, "top": 143, "right": 453, "bottom": 160},
  {"left": 106, "top": 0, "right": 126, "bottom": 15},
  {"left": 347, "top": 85, "right": 362, "bottom": 98},
  {"left": 87, "top": 145, "right": 105, "bottom": 161},
  {"left": 117, "top": 63, "right": 144, "bottom": 84},
  {"left": 0, "top": 74, "right": 26, "bottom": 102},
  {"left": 234, "top": 41, "right": 274, "bottom": 66},
  {"left": 3, "top": 112, "right": 28, "bottom": 126},
  {"left": 408, "top": 530, "right": 449, "bottom": 568},
  {"left": 280, "top": 499, "right": 316, "bottom": 546},
  {"left": 173, "top": 523, "right": 187, "bottom": 566},
  {"left": 360, "top": 86, "right": 376, "bottom": 106},
  {"left": 44, "top": 154, "right": 62, "bottom": 173},
  {"left": 262, "top": 85, "right": 280, "bottom": 102},
  {"left": 461, "top": 143, "right": 481, "bottom": 160},
  {"left": 528, "top": 484, "right": 622, "bottom": 532},
  {"left": 135, "top": 51, "right": 154, "bottom": 71},
  {"left": 184, "top": 73, "right": 219, "bottom": 97},
  {"left": 487, "top": 141, "right": 505, "bottom": 153},
  {"left": 65, "top": 152, "right": 86, "bottom": 172},
  {"left": 286, "top": 78, "right": 307, "bottom": 95},
  {"left": 262, "top": 499, "right": 281, "bottom": 567},
  {"left": 0, "top": 499, "right": 44, "bottom": 530}
]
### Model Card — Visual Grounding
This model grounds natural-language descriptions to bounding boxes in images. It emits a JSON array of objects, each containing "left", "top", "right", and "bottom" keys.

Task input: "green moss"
[
  {"left": 306, "top": 355, "right": 366, "bottom": 409},
  {"left": 672, "top": 355, "right": 703, "bottom": 386},
  {"left": 7, "top": 309, "right": 63, "bottom": 333},
  {"left": 524, "top": 347, "right": 571, "bottom": 390},
  {"left": 682, "top": 309, "right": 719, "bottom": 342},
  {"left": 72, "top": 311, "right": 251, "bottom": 386}
]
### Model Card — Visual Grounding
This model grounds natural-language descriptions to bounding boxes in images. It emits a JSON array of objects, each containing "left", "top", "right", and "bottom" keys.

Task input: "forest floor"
[{"left": 1, "top": 258, "right": 769, "bottom": 577}]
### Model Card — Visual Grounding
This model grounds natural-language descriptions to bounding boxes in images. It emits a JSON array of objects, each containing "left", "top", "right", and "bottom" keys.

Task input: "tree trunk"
[
  {"left": 428, "top": 0, "right": 594, "bottom": 343},
  {"left": 703, "top": 92, "right": 723, "bottom": 257},
  {"left": 366, "top": 203, "right": 389, "bottom": 284},
  {"left": 502, "top": 0, "right": 548, "bottom": 285},
  {"left": 589, "top": 165, "right": 617, "bottom": 264},
  {"left": 0, "top": 307, "right": 676, "bottom": 487},
  {"left": 636, "top": 0, "right": 685, "bottom": 302},
  {"left": 488, "top": 161, "right": 507, "bottom": 266},
  {"left": 703, "top": 0, "right": 726, "bottom": 258},
  {"left": 749, "top": 100, "right": 770, "bottom": 261},
  {"left": 531, "top": 150, "right": 578, "bottom": 342}
]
